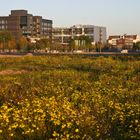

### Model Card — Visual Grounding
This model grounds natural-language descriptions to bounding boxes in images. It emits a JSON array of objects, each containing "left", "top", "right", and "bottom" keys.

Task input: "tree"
[
  {"left": 18, "top": 36, "right": 28, "bottom": 52},
  {"left": 134, "top": 41, "right": 140, "bottom": 50},
  {"left": 41, "top": 38, "right": 52, "bottom": 50},
  {"left": 95, "top": 42, "right": 104, "bottom": 52},
  {"left": 71, "top": 36, "right": 92, "bottom": 52},
  {"left": 0, "top": 31, "right": 13, "bottom": 52},
  {"left": 84, "top": 36, "right": 92, "bottom": 52},
  {"left": 0, "top": 42, "right": 3, "bottom": 52},
  {"left": 52, "top": 41, "right": 62, "bottom": 52},
  {"left": 8, "top": 39, "right": 16, "bottom": 52},
  {"left": 69, "top": 38, "right": 76, "bottom": 51},
  {"left": 35, "top": 38, "right": 52, "bottom": 52}
]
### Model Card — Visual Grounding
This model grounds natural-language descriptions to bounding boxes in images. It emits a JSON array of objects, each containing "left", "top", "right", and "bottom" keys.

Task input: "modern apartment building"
[
  {"left": 108, "top": 35, "right": 140, "bottom": 50},
  {"left": 33, "top": 16, "right": 42, "bottom": 38},
  {"left": 52, "top": 27, "right": 72, "bottom": 46},
  {"left": 0, "top": 10, "right": 53, "bottom": 40},
  {"left": 53, "top": 25, "right": 107, "bottom": 46},
  {"left": 42, "top": 19, "right": 53, "bottom": 39},
  {"left": 71, "top": 25, "right": 106, "bottom": 44}
]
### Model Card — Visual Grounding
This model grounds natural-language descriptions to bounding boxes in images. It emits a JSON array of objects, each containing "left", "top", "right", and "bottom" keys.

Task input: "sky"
[{"left": 0, "top": 0, "right": 140, "bottom": 36}]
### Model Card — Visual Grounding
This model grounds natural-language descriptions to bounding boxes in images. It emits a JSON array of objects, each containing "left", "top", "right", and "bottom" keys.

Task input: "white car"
[
  {"left": 73, "top": 50, "right": 83, "bottom": 53},
  {"left": 121, "top": 49, "right": 128, "bottom": 54}
]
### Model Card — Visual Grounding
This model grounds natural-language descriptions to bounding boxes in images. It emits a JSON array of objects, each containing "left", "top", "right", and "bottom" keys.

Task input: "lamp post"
[{"left": 99, "top": 43, "right": 102, "bottom": 53}]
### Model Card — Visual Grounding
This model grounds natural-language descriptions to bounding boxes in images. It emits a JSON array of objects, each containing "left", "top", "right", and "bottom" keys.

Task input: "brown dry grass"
[
  {"left": 0, "top": 70, "right": 28, "bottom": 75},
  {"left": 0, "top": 55, "right": 22, "bottom": 58}
]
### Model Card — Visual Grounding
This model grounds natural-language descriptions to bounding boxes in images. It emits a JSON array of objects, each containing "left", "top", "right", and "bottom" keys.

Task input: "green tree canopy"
[
  {"left": 18, "top": 36, "right": 28, "bottom": 52},
  {"left": 0, "top": 31, "right": 13, "bottom": 42},
  {"left": 72, "top": 35, "right": 92, "bottom": 51},
  {"left": 36, "top": 38, "right": 51, "bottom": 50},
  {"left": 0, "top": 31, "right": 14, "bottom": 51},
  {"left": 135, "top": 41, "right": 140, "bottom": 50},
  {"left": 69, "top": 38, "right": 76, "bottom": 51}
]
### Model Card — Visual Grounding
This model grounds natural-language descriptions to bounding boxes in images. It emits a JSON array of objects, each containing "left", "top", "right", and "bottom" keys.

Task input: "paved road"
[{"left": 0, "top": 52, "right": 140, "bottom": 57}]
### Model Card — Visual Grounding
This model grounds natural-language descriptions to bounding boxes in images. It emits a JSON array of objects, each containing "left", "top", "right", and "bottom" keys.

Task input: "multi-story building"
[
  {"left": 42, "top": 19, "right": 52, "bottom": 39},
  {"left": 71, "top": 25, "right": 106, "bottom": 44},
  {"left": 0, "top": 10, "right": 53, "bottom": 40},
  {"left": 53, "top": 27, "right": 72, "bottom": 47},
  {"left": 108, "top": 35, "right": 121, "bottom": 46},
  {"left": 108, "top": 35, "right": 140, "bottom": 50},
  {"left": 53, "top": 25, "right": 107, "bottom": 47},
  {"left": 33, "top": 16, "right": 42, "bottom": 38},
  {"left": 0, "top": 16, "right": 8, "bottom": 31}
]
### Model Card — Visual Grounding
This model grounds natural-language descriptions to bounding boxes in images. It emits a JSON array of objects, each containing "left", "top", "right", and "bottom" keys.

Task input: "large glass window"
[
  {"left": 73, "top": 28, "right": 82, "bottom": 34},
  {"left": 63, "top": 29, "right": 71, "bottom": 35},
  {"left": 20, "top": 16, "right": 27, "bottom": 26},
  {"left": 2, "top": 20, "right": 5, "bottom": 24},
  {"left": 63, "top": 36, "right": 71, "bottom": 43},
  {"left": 84, "top": 28, "right": 94, "bottom": 34},
  {"left": 53, "top": 29, "right": 61, "bottom": 35},
  {"left": 2, "top": 25, "right": 5, "bottom": 29}
]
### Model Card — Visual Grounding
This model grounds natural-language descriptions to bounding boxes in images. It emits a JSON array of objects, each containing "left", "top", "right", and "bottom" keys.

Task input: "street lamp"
[{"left": 99, "top": 43, "right": 102, "bottom": 53}]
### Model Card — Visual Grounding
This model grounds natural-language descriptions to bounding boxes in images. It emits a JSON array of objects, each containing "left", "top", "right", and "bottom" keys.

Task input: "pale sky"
[{"left": 0, "top": 0, "right": 140, "bottom": 36}]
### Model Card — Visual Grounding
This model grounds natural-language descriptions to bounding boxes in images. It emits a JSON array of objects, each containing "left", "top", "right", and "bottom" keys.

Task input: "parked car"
[
  {"left": 121, "top": 49, "right": 128, "bottom": 54},
  {"left": 73, "top": 50, "right": 83, "bottom": 53}
]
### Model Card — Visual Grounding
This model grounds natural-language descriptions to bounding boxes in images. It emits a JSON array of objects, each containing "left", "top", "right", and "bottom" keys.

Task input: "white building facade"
[
  {"left": 52, "top": 27, "right": 72, "bottom": 46},
  {"left": 71, "top": 25, "right": 107, "bottom": 44},
  {"left": 53, "top": 24, "right": 107, "bottom": 46}
]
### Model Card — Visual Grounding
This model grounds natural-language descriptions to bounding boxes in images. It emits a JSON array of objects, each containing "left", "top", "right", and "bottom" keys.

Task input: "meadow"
[{"left": 0, "top": 55, "right": 140, "bottom": 140}]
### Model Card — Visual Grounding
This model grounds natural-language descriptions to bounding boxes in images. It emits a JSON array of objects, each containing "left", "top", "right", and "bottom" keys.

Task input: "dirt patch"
[
  {"left": 0, "top": 70, "right": 28, "bottom": 75},
  {"left": 0, "top": 55, "right": 22, "bottom": 57}
]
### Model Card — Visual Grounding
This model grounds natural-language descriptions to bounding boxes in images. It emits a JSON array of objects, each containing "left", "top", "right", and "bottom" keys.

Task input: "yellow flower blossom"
[{"left": 75, "top": 129, "right": 79, "bottom": 133}]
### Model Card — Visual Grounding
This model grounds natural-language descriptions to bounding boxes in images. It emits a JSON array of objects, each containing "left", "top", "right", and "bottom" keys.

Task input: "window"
[
  {"left": 2, "top": 25, "right": 5, "bottom": 29},
  {"left": 84, "top": 28, "right": 94, "bottom": 34},
  {"left": 20, "top": 16, "right": 27, "bottom": 26},
  {"left": 2, "top": 20, "right": 5, "bottom": 24},
  {"left": 73, "top": 28, "right": 82, "bottom": 34}
]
